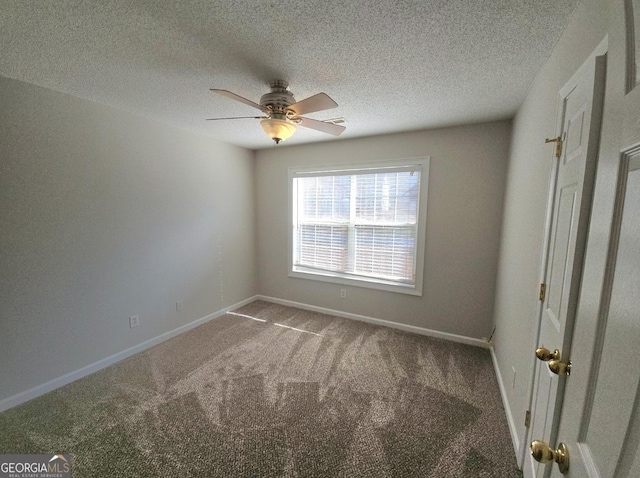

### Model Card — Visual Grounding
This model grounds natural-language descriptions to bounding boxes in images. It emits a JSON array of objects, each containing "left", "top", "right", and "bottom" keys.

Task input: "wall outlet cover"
[{"left": 129, "top": 315, "right": 140, "bottom": 328}]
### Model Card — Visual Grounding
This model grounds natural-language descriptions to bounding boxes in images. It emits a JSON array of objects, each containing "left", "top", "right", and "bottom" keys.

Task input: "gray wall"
[
  {"left": 0, "top": 76, "right": 257, "bottom": 402},
  {"left": 491, "top": 0, "right": 608, "bottom": 449},
  {"left": 256, "top": 121, "right": 511, "bottom": 339}
]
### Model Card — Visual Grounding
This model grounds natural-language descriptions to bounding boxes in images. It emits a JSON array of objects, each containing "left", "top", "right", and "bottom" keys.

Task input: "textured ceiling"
[{"left": 0, "top": 0, "right": 577, "bottom": 150}]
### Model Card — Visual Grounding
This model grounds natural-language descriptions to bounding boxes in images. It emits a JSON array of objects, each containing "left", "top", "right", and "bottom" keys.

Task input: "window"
[{"left": 289, "top": 158, "right": 429, "bottom": 295}]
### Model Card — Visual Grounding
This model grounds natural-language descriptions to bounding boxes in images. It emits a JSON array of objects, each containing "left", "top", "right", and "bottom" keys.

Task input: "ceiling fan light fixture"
[{"left": 260, "top": 118, "right": 296, "bottom": 144}]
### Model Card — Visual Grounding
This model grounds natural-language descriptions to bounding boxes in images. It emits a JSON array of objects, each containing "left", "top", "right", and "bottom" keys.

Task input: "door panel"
[
  {"left": 524, "top": 43, "right": 606, "bottom": 478},
  {"left": 547, "top": 1, "right": 640, "bottom": 476},
  {"left": 571, "top": 154, "right": 640, "bottom": 477},
  {"left": 530, "top": 368, "right": 559, "bottom": 477},
  {"left": 546, "top": 186, "right": 578, "bottom": 323},
  {"left": 565, "top": 110, "right": 585, "bottom": 161},
  {"left": 627, "top": 0, "right": 640, "bottom": 90},
  {"left": 615, "top": 377, "right": 640, "bottom": 476}
]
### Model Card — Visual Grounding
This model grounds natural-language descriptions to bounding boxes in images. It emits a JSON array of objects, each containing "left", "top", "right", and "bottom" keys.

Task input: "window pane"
[
  {"left": 354, "top": 226, "right": 416, "bottom": 281},
  {"left": 298, "top": 175, "right": 350, "bottom": 223},
  {"left": 291, "top": 159, "right": 427, "bottom": 293},
  {"left": 355, "top": 171, "right": 419, "bottom": 224},
  {"left": 296, "top": 224, "right": 348, "bottom": 272}
]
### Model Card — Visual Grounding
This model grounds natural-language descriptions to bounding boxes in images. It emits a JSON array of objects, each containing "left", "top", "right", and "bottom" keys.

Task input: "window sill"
[{"left": 289, "top": 268, "right": 423, "bottom": 296}]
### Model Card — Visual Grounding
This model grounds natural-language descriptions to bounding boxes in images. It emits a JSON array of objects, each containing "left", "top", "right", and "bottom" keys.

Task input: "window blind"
[{"left": 292, "top": 164, "right": 422, "bottom": 286}]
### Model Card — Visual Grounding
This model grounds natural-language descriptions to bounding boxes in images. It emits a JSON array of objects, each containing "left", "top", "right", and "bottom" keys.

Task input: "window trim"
[{"left": 288, "top": 157, "right": 430, "bottom": 296}]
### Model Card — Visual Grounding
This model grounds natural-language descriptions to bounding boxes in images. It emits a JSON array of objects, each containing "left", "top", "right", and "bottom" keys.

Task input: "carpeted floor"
[{"left": 0, "top": 300, "right": 522, "bottom": 477}]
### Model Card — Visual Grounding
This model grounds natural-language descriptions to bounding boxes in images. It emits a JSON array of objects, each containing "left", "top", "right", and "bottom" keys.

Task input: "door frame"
[{"left": 518, "top": 36, "right": 609, "bottom": 470}]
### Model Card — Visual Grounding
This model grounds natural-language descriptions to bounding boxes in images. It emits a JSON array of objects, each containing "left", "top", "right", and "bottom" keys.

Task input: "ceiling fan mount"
[{"left": 207, "top": 80, "right": 346, "bottom": 144}]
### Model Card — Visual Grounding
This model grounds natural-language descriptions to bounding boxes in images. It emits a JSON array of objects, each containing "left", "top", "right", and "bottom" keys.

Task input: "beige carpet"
[{"left": 0, "top": 300, "right": 521, "bottom": 477}]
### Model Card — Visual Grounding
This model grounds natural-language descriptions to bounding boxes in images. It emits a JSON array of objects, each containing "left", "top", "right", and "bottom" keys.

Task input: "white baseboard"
[
  {"left": 489, "top": 346, "right": 521, "bottom": 458},
  {"left": 256, "top": 295, "right": 490, "bottom": 349},
  {"left": 0, "top": 296, "right": 259, "bottom": 413}
]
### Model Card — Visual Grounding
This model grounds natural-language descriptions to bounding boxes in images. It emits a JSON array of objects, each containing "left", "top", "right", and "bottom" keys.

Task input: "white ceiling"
[{"left": 0, "top": 0, "right": 577, "bottom": 150}]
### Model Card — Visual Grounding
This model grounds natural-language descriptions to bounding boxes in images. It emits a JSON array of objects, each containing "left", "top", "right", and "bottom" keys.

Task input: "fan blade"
[
  {"left": 287, "top": 93, "right": 338, "bottom": 116},
  {"left": 210, "top": 89, "right": 266, "bottom": 112},
  {"left": 206, "top": 116, "right": 268, "bottom": 121},
  {"left": 297, "top": 117, "right": 346, "bottom": 136}
]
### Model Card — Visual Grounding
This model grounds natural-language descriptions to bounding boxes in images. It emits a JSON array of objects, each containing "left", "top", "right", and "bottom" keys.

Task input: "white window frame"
[{"left": 288, "top": 157, "right": 429, "bottom": 296}]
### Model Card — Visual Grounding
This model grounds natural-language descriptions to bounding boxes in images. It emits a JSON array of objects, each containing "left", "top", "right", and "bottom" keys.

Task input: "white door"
[
  {"left": 545, "top": 0, "right": 640, "bottom": 476},
  {"left": 524, "top": 41, "right": 607, "bottom": 478}
]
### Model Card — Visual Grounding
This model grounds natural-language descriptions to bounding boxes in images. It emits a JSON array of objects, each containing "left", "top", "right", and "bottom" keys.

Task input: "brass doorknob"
[
  {"left": 531, "top": 440, "right": 570, "bottom": 474},
  {"left": 549, "top": 359, "right": 572, "bottom": 376},
  {"left": 535, "top": 347, "right": 561, "bottom": 362}
]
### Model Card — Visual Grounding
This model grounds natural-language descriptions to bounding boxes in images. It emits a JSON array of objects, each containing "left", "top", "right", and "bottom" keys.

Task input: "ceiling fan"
[{"left": 207, "top": 80, "right": 346, "bottom": 144}]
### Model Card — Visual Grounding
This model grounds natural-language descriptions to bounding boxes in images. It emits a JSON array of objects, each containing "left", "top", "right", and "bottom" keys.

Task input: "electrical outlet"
[
  {"left": 129, "top": 315, "right": 140, "bottom": 328},
  {"left": 340, "top": 289, "right": 347, "bottom": 298},
  {"left": 176, "top": 300, "right": 183, "bottom": 312}
]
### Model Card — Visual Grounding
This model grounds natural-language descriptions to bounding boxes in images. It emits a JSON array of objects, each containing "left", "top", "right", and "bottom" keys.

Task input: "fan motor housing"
[{"left": 260, "top": 80, "right": 295, "bottom": 114}]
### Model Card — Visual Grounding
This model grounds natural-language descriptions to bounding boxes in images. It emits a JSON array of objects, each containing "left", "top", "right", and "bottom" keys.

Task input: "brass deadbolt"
[{"left": 535, "top": 347, "right": 561, "bottom": 362}]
